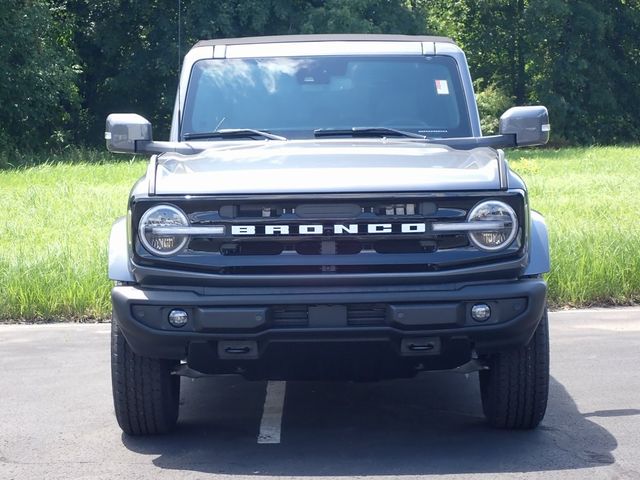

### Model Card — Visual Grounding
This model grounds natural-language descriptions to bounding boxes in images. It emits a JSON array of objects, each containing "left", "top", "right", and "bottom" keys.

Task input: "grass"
[
  {"left": 509, "top": 147, "right": 640, "bottom": 308},
  {"left": 0, "top": 154, "right": 145, "bottom": 321},
  {"left": 0, "top": 146, "right": 639, "bottom": 321}
]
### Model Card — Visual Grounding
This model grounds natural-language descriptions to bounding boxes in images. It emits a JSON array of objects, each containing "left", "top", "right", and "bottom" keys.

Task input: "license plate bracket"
[{"left": 308, "top": 305, "right": 348, "bottom": 328}]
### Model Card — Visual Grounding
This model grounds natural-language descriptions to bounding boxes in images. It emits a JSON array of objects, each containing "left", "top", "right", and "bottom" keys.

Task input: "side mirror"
[
  {"left": 499, "top": 106, "right": 550, "bottom": 147},
  {"left": 105, "top": 114, "right": 153, "bottom": 153}
]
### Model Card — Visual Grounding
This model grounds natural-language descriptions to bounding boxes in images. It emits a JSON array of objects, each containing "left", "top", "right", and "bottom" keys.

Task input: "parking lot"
[{"left": 1, "top": 308, "right": 639, "bottom": 479}]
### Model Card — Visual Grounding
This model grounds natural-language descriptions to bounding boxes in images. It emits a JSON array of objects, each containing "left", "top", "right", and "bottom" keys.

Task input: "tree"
[
  {"left": 4, "top": 0, "right": 640, "bottom": 152},
  {"left": 301, "top": 0, "right": 428, "bottom": 34},
  {"left": 528, "top": 0, "right": 640, "bottom": 143},
  {"left": 63, "top": 0, "right": 428, "bottom": 144},
  {"left": 427, "top": 0, "right": 640, "bottom": 143},
  {"left": 0, "top": 0, "right": 80, "bottom": 154}
]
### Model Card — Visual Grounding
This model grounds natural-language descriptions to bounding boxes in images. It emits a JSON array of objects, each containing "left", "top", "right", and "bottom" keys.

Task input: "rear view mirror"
[
  {"left": 499, "top": 106, "right": 550, "bottom": 147},
  {"left": 105, "top": 114, "right": 153, "bottom": 153}
]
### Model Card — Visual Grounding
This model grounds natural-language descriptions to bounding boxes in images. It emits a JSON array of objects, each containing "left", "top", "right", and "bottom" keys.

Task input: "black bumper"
[{"left": 112, "top": 278, "right": 547, "bottom": 378}]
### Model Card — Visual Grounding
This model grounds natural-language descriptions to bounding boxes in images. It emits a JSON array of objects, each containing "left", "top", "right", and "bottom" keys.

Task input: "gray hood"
[{"left": 154, "top": 139, "right": 501, "bottom": 195}]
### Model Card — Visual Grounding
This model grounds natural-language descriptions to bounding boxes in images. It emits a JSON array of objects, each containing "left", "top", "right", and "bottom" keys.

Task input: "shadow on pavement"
[{"left": 122, "top": 373, "right": 617, "bottom": 476}]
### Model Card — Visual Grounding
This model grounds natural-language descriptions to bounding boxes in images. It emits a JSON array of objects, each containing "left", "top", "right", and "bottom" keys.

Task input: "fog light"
[
  {"left": 168, "top": 309, "right": 189, "bottom": 328},
  {"left": 471, "top": 303, "right": 491, "bottom": 322}
]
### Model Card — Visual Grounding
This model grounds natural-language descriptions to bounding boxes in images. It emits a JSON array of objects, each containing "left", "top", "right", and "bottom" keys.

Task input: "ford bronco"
[{"left": 106, "top": 34, "right": 551, "bottom": 435}]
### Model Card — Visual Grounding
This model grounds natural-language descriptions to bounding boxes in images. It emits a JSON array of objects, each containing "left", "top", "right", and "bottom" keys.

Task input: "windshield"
[{"left": 182, "top": 55, "right": 472, "bottom": 139}]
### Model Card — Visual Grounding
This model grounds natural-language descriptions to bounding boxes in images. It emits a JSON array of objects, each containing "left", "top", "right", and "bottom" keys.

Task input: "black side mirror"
[{"left": 499, "top": 106, "right": 550, "bottom": 146}]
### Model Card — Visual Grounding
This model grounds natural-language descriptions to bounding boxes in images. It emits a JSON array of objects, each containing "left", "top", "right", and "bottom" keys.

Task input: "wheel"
[
  {"left": 111, "top": 319, "right": 180, "bottom": 435},
  {"left": 479, "top": 307, "right": 550, "bottom": 429}
]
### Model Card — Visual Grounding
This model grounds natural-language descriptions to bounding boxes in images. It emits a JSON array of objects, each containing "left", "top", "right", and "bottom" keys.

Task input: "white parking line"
[{"left": 257, "top": 380, "right": 287, "bottom": 444}]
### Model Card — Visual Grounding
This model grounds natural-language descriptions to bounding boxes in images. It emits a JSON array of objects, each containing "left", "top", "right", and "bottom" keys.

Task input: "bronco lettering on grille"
[{"left": 230, "top": 223, "right": 428, "bottom": 235}]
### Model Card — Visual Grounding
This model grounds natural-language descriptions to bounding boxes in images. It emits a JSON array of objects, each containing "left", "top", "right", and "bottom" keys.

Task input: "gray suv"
[{"left": 106, "top": 34, "right": 551, "bottom": 435}]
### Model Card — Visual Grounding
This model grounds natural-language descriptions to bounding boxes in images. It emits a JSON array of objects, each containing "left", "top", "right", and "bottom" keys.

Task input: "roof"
[{"left": 194, "top": 34, "right": 456, "bottom": 48}]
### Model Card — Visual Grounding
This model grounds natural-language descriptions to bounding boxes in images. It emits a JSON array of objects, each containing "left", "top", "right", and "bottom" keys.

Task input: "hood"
[{"left": 153, "top": 139, "right": 502, "bottom": 195}]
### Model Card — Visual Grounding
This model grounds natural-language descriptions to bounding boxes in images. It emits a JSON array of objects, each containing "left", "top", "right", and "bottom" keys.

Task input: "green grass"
[
  {"left": 0, "top": 154, "right": 146, "bottom": 321},
  {"left": 0, "top": 147, "right": 639, "bottom": 321},
  {"left": 509, "top": 147, "right": 640, "bottom": 308}
]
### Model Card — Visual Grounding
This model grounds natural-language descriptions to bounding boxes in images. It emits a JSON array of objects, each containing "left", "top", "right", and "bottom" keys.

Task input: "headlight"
[
  {"left": 138, "top": 205, "right": 189, "bottom": 256},
  {"left": 467, "top": 200, "right": 518, "bottom": 251}
]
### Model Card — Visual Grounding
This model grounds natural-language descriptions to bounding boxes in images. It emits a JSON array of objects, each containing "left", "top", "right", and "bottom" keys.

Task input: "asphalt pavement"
[{"left": 1, "top": 308, "right": 640, "bottom": 479}]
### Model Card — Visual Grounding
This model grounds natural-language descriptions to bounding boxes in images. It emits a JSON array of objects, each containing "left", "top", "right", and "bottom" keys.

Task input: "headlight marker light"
[
  {"left": 139, "top": 205, "right": 190, "bottom": 256},
  {"left": 466, "top": 200, "right": 518, "bottom": 251}
]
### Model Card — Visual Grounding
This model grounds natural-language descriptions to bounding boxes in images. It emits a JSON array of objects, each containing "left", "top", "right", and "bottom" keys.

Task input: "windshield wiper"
[
  {"left": 183, "top": 129, "right": 287, "bottom": 141},
  {"left": 314, "top": 127, "right": 426, "bottom": 139}
]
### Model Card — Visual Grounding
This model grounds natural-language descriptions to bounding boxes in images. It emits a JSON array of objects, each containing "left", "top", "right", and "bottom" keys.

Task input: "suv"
[{"left": 106, "top": 34, "right": 551, "bottom": 435}]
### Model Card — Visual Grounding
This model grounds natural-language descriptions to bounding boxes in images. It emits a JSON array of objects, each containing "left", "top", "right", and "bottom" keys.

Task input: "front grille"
[
  {"left": 271, "top": 304, "right": 387, "bottom": 327},
  {"left": 347, "top": 304, "right": 387, "bottom": 326},
  {"left": 189, "top": 236, "right": 467, "bottom": 255},
  {"left": 132, "top": 192, "right": 526, "bottom": 277},
  {"left": 271, "top": 305, "right": 308, "bottom": 327}
]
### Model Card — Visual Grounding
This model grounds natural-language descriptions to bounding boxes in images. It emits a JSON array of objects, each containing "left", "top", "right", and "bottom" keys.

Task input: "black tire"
[
  {"left": 111, "top": 319, "right": 180, "bottom": 435},
  {"left": 479, "top": 307, "right": 549, "bottom": 429}
]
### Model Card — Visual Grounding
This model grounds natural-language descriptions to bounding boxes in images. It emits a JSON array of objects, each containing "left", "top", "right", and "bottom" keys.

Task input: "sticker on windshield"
[{"left": 435, "top": 79, "right": 449, "bottom": 95}]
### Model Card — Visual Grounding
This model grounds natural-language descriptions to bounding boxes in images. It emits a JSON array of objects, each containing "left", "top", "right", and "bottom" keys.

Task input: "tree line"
[{"left": 1, "top": 0, "right": 639, "bottom": 158}]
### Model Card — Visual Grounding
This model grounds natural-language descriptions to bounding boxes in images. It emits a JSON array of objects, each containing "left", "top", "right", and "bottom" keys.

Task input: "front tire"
[
  {"left": 479, "top": 307, "right": 550, "bottom": 429},
  {"left": 111, "top": 319, "right": 180, "bottom": 435}
]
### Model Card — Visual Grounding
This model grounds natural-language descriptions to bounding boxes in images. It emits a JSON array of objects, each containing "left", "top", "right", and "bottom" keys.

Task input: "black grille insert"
[
  {"left": 270, "top": 304, "right": 388, "bottom": 328},
  {"left": 133, "top": 192, "right": 526, "bottom": 277}
]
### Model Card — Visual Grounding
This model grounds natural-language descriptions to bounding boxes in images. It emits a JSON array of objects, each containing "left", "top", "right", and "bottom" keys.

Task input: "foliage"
[
  {"left": 474, "top": 81, "right": 514, "bottom": 134},
  {"left": 2, "top": 0, "right": 640, "bottom": 154},
  {"left": 0, "top": 1, "right": 81, "bottom": 153},
  {"left": 300, "top": 0, "right": 428, "bottom": 34},
  {"left": 425, "top": 0, "right": 640, "bottom": 144},
  {"left": 62, "top": 0, "right": 427, "bottom": 143}
]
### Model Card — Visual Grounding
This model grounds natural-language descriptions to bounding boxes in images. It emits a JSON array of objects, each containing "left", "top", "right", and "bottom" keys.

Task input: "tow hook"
[{"left": 400, "top": 337, "right": 441, "bottom": 356}]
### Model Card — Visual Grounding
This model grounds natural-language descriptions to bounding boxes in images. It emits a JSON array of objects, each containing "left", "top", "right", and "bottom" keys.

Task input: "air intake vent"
[
  {"left": 347, "top": 304, "right": 387, "bottom": 326},
  {"left": 270, "top": 304, "right": 388, "bottom": 328},
  {"left": 271, "top": 305, "right": 308, "bottom": 327}
]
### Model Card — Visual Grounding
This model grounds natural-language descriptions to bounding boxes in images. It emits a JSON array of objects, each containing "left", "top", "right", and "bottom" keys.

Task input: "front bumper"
[{"left": 112, "top": 278, "right": 546, "bottom": 379}]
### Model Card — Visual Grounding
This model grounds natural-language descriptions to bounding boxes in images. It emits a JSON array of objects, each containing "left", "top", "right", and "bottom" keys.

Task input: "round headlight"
[
  {"left": 467, "top": 200, "right": 518, "bottom": 251},
  {"left": 138, "top": 205, "right": 189, "bottom": 256}
]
